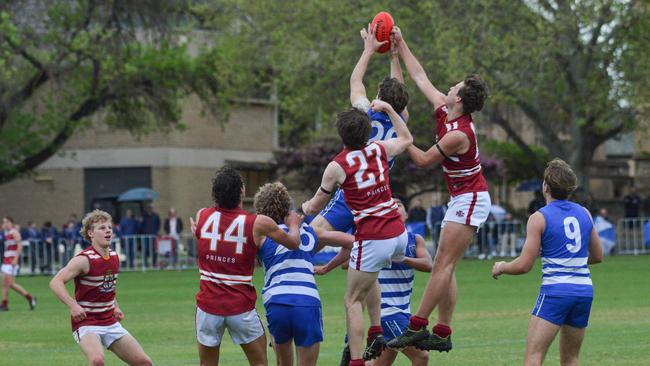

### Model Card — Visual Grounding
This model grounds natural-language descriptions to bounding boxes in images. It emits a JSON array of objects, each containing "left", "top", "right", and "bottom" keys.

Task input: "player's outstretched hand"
[
  {"left": 313, "top": 265, "right": 330, "bottom": 276},
  {"left": 492, "top": 261, "right": 506, "bottom": 280},
  {"left": 70, "top": 303, "right": 87, "bottom": 322},
  {"left": 285, "top": 211, "right": 304, "bottom": 228},
  {"left": 114, "top": 307, "right": 125, "bottom": 321},
  {"left": 189, "top": 217, "right": 197, "bottom": 238},
  {"left": 371, "top": 99, "right": 393, "bottom": 113},
  {"left": 391, "top": 26, "right": 403, "bottom": 44},
  {"left": 361, "top": 23, "right": 387, "bottom": 53}
]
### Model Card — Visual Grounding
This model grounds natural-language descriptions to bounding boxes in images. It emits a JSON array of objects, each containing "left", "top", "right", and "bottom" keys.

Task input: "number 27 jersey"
[
  {"left": 333, "top": 142, "right": 403, "bottom": 240},
  {"left": 194, "top": 206, "right": 258, "bottom": 316}
]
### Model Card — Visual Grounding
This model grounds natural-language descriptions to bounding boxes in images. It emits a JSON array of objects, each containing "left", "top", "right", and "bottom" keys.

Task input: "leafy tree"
[
  {"left": 200, "top": 0, "right": 649, "bottom": 193},
  {"left": 0, "top": 0, "right": 244, "bottom": 184}
]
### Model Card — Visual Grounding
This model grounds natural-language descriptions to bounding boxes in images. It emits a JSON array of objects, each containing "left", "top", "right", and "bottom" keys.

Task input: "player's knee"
[
  {"left": 133, "top": 354, "right": 153, "bottom": 366},
  {"left": 89, "top": 354, "right": 105, "bottom": 366}
]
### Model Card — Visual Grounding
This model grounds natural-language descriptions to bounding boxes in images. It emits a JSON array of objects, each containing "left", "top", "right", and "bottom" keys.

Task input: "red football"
[{"left": 371, "top": 11, "right": 394, "bottom": 54}]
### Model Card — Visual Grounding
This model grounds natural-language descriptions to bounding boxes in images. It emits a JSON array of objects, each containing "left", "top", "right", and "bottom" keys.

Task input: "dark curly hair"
[
  {"left": 458, "top": 74, "right": 488, "bottom": 115},
  {"left": 212, "top": 166, "right": 244, "bottom": 209},
  {"left": 336, "top": 108, "right": 371, "bottom": 150},
  {"left": 254, "top": 182, "right": 292, "bottom": 224},
  {"left": 378, "top": 77, "right": 409, "bottom": 114}
]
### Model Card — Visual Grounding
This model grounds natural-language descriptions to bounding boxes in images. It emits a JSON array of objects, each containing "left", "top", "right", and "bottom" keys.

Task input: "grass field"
[{"left": 1, "top": 256, "right": 649, "bottom": 365}]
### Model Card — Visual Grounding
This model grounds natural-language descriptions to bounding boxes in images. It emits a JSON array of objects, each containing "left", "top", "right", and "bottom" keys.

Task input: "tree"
[
  {"left": 0, "top": 0, "right": 244, "bottom": 184},
  {"left": 199, "top": 0, "right": 650, "bottom": 193}
]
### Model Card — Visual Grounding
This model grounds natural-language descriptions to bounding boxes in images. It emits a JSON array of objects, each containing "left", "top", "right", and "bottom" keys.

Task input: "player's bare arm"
[
  {"left": 254, "top": 212, "right": 303, "bottom": 250},
  {"left": 114, "top": 300, "right": 125, "bottom": 321},
  {"left": 312, "top": 226, "right": 355, "bottom": 252},
  {"left": 390, "top": 40, "right": 409, "bottom": 122},
  {"left": 371, "top": 99, "right": 413, "bottom": 156},
  {"left": 350, "top": 23, "right": 387, "bottom": 109},
  {"left": 11, "top": 229, "right": 22, "bottom": 265},
  {"left": 400, "top": 234, "right": 433, "bottom": 272},
  {"left": 392, "top": 26, "right": 446, "bottom": 109},
  {"left": 407, "top": 130, "right": 469, "bottom": 167},
  {"left": 49, "top": 255, "right": 90, "bottom": 322},
  {"left": 492, "top": 212, "right": 545, "bottom": 279},
  {"left": 584, "top": 209, "right": 604, "bottom": 265},
  {"left": 302, "top": 161, "right": 346, "bottom": 216},
  {"left": 314, "top": 247, "right": 352, "bottom": 275}
]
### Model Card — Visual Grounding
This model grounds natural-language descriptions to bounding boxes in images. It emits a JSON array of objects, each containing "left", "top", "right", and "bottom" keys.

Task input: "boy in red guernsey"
[
  {"left": 1, "top": 216, "right": 36, "bottom": 311},
  {"left": 190, "top": 167, "right": 303, "bottom": 366},
  {"left": 50, "top": 210, "right": 152, "bottom": 366},
  {"left": 387, "top": 26, "right": 491, "bottom": 352},
  {"left": 302, "top": 100, "right": 413, "bottom": 366}
]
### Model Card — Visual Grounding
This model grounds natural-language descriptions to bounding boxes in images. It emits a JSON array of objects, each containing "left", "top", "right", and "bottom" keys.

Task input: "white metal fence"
[
  {"left": 615, "top": 218, "right": 650, "bottom": 255},
  {"left": 5, "top": 234, "right": 198, "bottom": 276}
]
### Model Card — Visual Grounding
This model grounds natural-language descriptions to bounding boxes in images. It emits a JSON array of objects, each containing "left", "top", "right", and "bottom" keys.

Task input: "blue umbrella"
[
  {"left": 117, "top": 188, "right": 159, "bottom": 202},
  {"left": 516, "top": 179, "right": 543, "bottom": 192}
]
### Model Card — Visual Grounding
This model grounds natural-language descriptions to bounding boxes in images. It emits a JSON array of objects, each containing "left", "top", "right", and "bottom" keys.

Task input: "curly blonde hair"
[
  {"left": 80, "top": 209, "right": 113, "bottom": 241},
  {"left": 254, "top": 182, "right": 292, "bottom": 224}
]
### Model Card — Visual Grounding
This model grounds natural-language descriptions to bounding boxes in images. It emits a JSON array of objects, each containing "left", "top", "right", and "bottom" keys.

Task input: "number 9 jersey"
[
  {"left": 538, "top": 200, "right": 594, "bottom": 297},
  {"left": 194, "top": 206, "right": 258, "bottom": 316}
]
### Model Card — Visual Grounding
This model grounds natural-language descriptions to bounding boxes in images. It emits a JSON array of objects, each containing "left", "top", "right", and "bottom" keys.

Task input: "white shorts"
[
  {"left": 349, "top": 230, "right": 408, "bottom": 273},
  {"left": 1, "top": 264, "right": 19, "bottom": 276},
  {"left": 72, "top": 322, "right": 129, "bottom": 349},
  {"left": 443, "top": 191, "right": 491, "bottom": 229},
  {"left": 196, "top": 307, "right": 265, "bottom": 347}
]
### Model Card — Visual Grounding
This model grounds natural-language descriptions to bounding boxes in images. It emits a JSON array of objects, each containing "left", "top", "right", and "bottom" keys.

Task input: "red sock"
[
  {"left": 25, "top": 294, "right": 32, "bottom": 301},
  {"left": 1, "top": 300, "right": 7, "bottom": 308},
  {"left": 367, "top": 325, "right": 383, "bottom": 341},
  {"left": 433, "top": 323, "right": 452, "bottom": 338},
  {"left": 408, "top": 315, "right": 429, "bottom": 330},
  {"left": 349, "top": 359, "right": 365, "bottom": 366}
]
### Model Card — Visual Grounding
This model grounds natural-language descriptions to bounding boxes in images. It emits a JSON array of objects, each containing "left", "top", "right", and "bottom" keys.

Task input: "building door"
[{"left": 84, "top": 167, "right": 152, "bottom": 220}]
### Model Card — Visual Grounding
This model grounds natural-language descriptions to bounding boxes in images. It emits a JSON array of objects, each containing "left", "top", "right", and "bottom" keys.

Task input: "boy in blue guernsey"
[
  {"left": 254, "top": 182, "right": 354, "bottom": 366},
  {"left": 492, "top": 159, "right": 603, "bottom": 366}
]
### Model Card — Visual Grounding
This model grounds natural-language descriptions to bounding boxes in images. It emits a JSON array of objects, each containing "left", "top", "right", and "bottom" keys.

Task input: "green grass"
[{"left": 1, "top": 256, "right": 649, "bottom": 365}]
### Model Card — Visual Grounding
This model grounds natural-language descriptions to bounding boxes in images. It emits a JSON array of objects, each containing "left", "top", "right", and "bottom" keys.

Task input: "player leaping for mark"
[
  {"left": 387, "top": 26, "right": 491, "bottom": 352},
  {"left": 190, "top": 167, "right": 303, "bottom": 366},
  {"left": 302, "top": 98, "right": 413, "bottom": 366},
  {"left": 309, "top": 22, "right": 409, "bottom": 362},
  {"left": 492, "top": 159, "right": 603, "bottom": 366},
  {"left": 50, "top": 210, "right": 153, "bottom": 366}
]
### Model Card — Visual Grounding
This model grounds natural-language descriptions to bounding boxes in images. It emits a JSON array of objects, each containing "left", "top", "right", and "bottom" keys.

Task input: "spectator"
[
  {"left": 499, "top": 213, "right": 519, "bottom": 257},
  {"left": 140, "top": 204, "right": 160, "bottom": 267},
  {"left": 61, "top": 220, "right": 78, "bottom": 264},
  {"left": 528, "top": 190, "right": 545, "bottom": 215},
  {"left": 427, "top": 197, "right": 447, "bottom": 248},
  {"left": 40, "top": 221, "right": 58, "bottom": 274},
  {"left": 119, "top": 209, "right": 139, "bottom": 269},
  {"left": 164, "top": 207, "right": 183, "bottom": 266},
  {"left": 623, "top": 186, "right": 641, "bottom": 218},
  {"left": 477, "top": 213, "right": 497, "bottom": 260},
  {"left": 24, "top": 222, "right": 40, "bottom": 274},
  {"left": 407, "top": 198, "right": 427, "bottom": 223},
  {"left": 490, "top": 200, "right": 507, "bottom": 223},
  {"left": 643, "top": 193, "right": 650, "bottom": 218},
  {"left": 595, "top": 208, "right": 616, "bottom": 255}
]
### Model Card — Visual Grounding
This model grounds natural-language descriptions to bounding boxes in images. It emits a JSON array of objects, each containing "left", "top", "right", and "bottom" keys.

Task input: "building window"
[{"left": 239, "top": 169, "right": 272, "bottom": 198}]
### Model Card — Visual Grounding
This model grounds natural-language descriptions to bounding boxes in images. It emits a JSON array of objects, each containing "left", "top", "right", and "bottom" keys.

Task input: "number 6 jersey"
[
  {"left": 194, "top": 206, "right": 258, "bottom": 316},
  {"left": 538, "top": 200, "right": 594, "bottom": 297},
  {"left": 333, "top": 142, "right": 404, "bottom": 240}
]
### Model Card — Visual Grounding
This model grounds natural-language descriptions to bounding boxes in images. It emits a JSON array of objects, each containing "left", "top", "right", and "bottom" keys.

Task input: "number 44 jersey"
[
  {"left": 333, "top": 142, "right": 404, "bottom": 241},
  {"left": 194, "top": 206, "right": 258, "bottom": 316}
]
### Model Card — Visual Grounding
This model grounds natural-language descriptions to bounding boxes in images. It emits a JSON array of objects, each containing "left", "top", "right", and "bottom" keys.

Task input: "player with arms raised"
[
  {"left": 50, "top": 210, "right": 152, "bottom": 366},
  {"left": 492, "top": 159, "right": 603, "bottom": 366},
  {"left": 387, "top": 26, "right": 491, "bottom": 352},
  {"left": 302, "top": 99, "right": 413, "bottom": 366},
  {"left": 1, "top": 216, "right": 36, "bottom": 311},
  {"left": 254, "top": 182, "right": 354, "bottom": 366},
  {"left": 191, "top": 167, "right": 303, "bottom": 366}
]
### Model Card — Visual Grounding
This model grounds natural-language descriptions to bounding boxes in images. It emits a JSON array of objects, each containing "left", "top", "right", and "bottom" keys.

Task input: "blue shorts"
[
  {"left": 266, "top": 303, "right": 323, "bottom": 347},
  {"left": 381, "top": 313, "right": 410, "bottom": 341},
  {"left": 318, "top": 189, "right": 355, "bottom": 233},
  {"left": 532, "top": 293, "right": 593, "bottom": 328}
]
